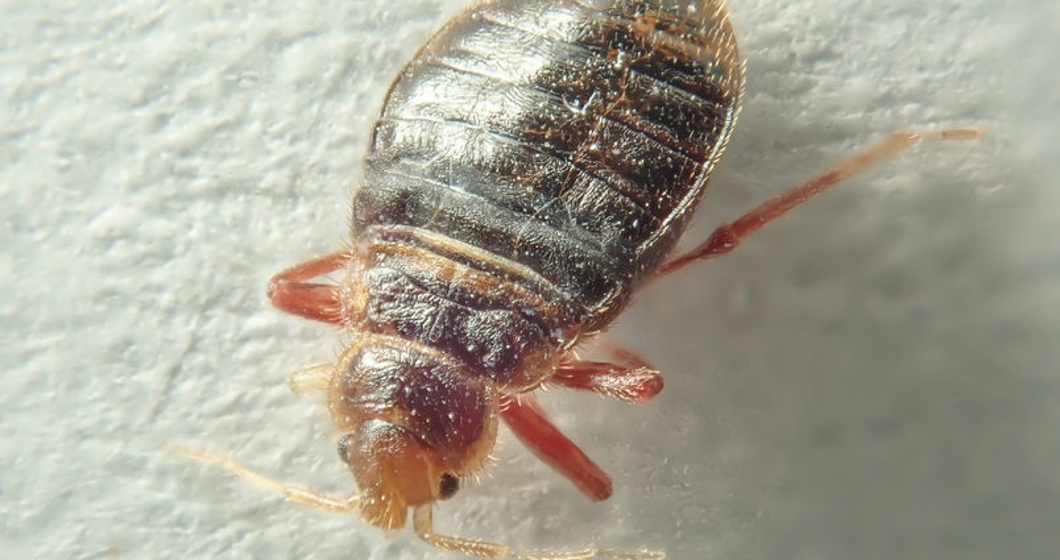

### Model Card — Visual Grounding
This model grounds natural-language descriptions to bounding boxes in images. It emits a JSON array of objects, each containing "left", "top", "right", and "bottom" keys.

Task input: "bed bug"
[{"left": 179, "top": 0, "right": 978, "bottom": 557}]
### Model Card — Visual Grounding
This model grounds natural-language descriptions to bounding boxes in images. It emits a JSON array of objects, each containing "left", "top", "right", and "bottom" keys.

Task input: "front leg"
[{"left": 500, "top": 395, "right": 613, "bottom": 502}]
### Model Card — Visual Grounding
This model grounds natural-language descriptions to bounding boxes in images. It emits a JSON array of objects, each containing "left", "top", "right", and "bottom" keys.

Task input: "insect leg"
[
  {"left": 550, "top": 354, "right": 663, "bottom": 404},
  {"left": 267, "top": 250, "right": 351, "bottom": 324},
  {"left": 499, "top": 395, "right": 613, "bottom": 501},
  {"left": 169, "top": 444, "right": 359, "bottom": 513},
  {"left": 287, "top": 362, "right": 333, "bottom": 395},
  {"left": 656, "top": 129, "right": 981, "bottom": 277}
]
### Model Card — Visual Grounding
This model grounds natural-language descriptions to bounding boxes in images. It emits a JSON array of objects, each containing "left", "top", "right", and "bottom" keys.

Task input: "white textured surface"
[{"left": 2, "top": 1, "right": 1056, "bottom": 559}]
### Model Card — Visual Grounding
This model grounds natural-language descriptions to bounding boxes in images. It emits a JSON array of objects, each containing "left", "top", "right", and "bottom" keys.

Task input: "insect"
[{"left": 179, "top": 0, "right": 977, "bottom": 558}]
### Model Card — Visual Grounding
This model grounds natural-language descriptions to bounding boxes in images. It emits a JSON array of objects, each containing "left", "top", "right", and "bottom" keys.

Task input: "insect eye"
[
  {"left": 336, "top": 434, "right": 353, "bottom": 464},
  {"left": 438, "top": 473, "right": 460, "bottom": 500}
]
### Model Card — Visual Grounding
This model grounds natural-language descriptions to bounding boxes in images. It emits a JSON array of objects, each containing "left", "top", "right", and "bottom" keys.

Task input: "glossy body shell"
[{"left": 333, "top": 0, "right": 743, "bottom": 528}]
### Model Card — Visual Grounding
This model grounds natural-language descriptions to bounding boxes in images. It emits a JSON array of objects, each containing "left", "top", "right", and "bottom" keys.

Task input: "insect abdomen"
[{"left": 354, "top": 0, "right": 743, "bottom": 327}]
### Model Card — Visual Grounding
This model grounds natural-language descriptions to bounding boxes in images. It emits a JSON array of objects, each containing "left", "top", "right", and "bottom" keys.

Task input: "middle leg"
[
  {"left": 511, "top": 343, "right": 663, "bottom": 499},
  {"left": 267, "top": 250, "right": 351, "bottom": 325},
  {"left": 550, "top": 347, "right": 664, "bottom": 404}
]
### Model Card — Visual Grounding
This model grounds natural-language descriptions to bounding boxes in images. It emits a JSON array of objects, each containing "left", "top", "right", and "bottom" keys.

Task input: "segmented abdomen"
[{"left": 354, "top": 0, "right": 743, "bottom": 327}]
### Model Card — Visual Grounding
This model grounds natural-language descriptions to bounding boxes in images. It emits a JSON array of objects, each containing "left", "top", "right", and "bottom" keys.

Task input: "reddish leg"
[
  {"left": 267, "top": 250, "right": 351, "bottom": 325},
  {"left": 551, "top": 343, "right": 664, "bottom": 403},
  {"left": 657, "top": 128, "right": 981, "bottom": 277},
  {"left": 500, "top": 395, "right": 613, "bottom": 501}
]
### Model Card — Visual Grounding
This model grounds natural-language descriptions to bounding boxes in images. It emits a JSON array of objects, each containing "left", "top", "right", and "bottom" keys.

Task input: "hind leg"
[{"left": 657, "top": 129, "right": 980, "bottom": 277}]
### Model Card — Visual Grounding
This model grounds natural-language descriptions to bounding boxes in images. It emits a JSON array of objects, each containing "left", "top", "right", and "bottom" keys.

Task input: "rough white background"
[{"left": 2, "top": 0, "right": 1056, "bottom": 559}]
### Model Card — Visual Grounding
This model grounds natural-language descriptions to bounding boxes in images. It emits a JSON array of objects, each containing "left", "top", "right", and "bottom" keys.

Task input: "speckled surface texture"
[{"left": 2, "top": 1, "right": 1056, "bottom": 559}]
